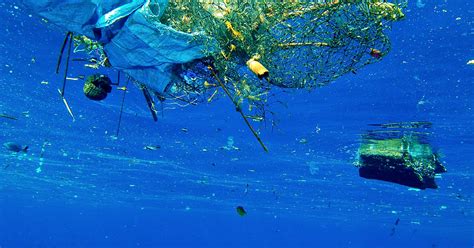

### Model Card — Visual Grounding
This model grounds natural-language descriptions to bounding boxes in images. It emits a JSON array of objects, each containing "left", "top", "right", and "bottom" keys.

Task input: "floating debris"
[
  {"left": 83, "top": 74, "right": 113, "bottom": 101},
  {"left": 144, "top": 145, "right": 161, "bottom": 151},
  {"left": 370, "top": 48, "right": 383, "bottom": 59},
  {"left": 389, "top": 217, "right": 400, "bottom": 236},
  {"left": 356, "top": 122, "right": 447, "bottom": 189},
  {"left": 299, "top": 138, "right": 308, "bottom": 144},
  {"left": 22, "top": 0, "right": 406, "bottom": 151},
  {"left": 3, "top": 142, "right": 28, "bottom": 153},
  {"left": 36, "top": 141, "right": 50, "bottom": 173},
  {"left": 467, "top": 60, "right": 474, "bottom": 65},
  {"left": 222, "top": 136, "right": 239, "bottom": 151},
  {"left": 236, "top": 206, "right": 247, "bottom": 217},
  {"left": 0, "top": 113, "right": 18, "bottom": 120}
]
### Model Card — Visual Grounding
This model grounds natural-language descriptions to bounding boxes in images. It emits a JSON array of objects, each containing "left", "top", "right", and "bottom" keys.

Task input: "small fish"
[
  {"left": 144, "top": 145, "right": 161, "bottom": 151},
  {"left": 3, "top": 142, "right": 28, "bottom": 153},
  {"left": 236, "top": 206, "right": 247, "bottom": 216},
  {"left": 370, "top": 48, "right": 382, "bottom": 59}
]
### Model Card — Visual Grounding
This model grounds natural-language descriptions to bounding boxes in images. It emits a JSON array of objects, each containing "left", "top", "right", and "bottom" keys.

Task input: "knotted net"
[{"left": 159, "top": 0, "right": 406, "bottom": 115}]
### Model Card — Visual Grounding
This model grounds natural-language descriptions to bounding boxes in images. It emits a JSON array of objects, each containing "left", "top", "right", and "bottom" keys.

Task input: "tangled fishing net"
[
  {"left": 165, "top": 0, "right": 405, "bottom": 90},
  {"left": 166, "top": 1, "right": 403, "bottom": 89},
  {"left": 23, "top": 0, "right": 406, "bottom": 148},
  {"left": 26, "top": 0, "right": 405, "bottom": 97}
]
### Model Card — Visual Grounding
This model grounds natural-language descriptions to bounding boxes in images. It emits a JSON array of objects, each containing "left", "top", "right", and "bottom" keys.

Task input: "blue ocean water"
[{"left": 0, "top": 1, "right": 473, "bottom": 247}]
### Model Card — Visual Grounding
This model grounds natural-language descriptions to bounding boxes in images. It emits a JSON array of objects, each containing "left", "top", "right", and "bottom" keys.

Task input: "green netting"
[
  {"left": 162, "top": 0, "right": 405, "bottom": 89},
  {"left": 157, "top": 0, "right": 406, "bottom": 118}
]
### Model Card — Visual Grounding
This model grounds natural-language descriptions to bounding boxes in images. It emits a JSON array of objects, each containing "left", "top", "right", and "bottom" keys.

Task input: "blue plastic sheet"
[{"left": 22, "top": 0, "right": 211, "bottom": 93}]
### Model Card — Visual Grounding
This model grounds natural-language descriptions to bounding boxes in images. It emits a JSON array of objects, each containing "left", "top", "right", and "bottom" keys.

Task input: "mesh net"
[{"left": 158, "top": 0, "right": 406, "bottom": 116}]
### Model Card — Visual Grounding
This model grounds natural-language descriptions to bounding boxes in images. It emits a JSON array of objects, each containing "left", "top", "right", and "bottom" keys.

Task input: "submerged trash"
[
  {"left": 22, "top": 0, "right": 406, "bottom": 151},
  {"left": 370, "top": 48, "right": 383, "bottom": 59},
  {"left": 144, "top": 145, "right": 161, "bottom": 151},
  {"left": 0, "top": 113, "right": 18, "bottom": 120},
  {"left": 222, "top": 136, "right": 239, "bottom": 151},
  {"left": 3, "top": 142, "right": 28, "bottom": 153},
  {"left": 356, "top": 122, "right": 447, "bottom": 189},
  {"left": 83, "top": 74, "right": 113, "bottom": 101},
  {"left": 236, "top": 206, "right": 247, "bottom": 216}
]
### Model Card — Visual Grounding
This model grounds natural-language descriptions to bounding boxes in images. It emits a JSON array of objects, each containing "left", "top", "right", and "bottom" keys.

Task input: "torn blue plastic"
[{"left": 22, "top": 0, "right": 212, "bottom": 93}]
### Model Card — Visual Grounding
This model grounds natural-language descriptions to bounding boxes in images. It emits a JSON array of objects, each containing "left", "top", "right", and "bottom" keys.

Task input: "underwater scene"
[{"left": 0, "top": 0, "right": 473, "bottom": 247}]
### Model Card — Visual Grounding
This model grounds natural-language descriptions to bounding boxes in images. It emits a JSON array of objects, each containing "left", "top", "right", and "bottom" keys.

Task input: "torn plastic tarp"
[{"left": 22, "top": 0, "right": 212, "bottom": 93}]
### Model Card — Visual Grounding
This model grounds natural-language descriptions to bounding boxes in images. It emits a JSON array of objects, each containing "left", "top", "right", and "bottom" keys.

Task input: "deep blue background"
[{"left": 0, "top": 0, "right": 473, "bottom": 247}]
